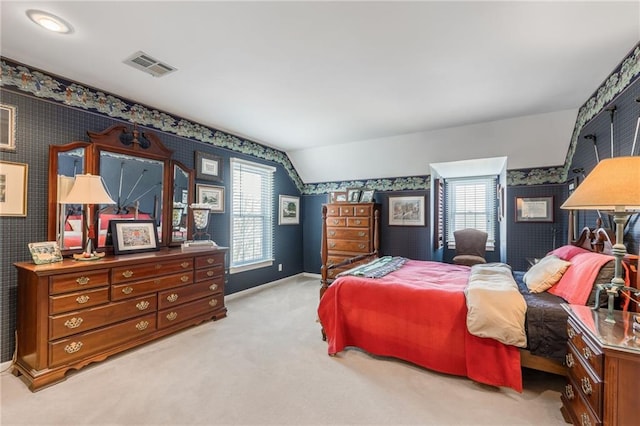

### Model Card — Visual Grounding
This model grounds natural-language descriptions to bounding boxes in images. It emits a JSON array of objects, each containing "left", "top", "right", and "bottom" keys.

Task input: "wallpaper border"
[{"left": 2, "top": 43, "right": 639, "bottom": 193}]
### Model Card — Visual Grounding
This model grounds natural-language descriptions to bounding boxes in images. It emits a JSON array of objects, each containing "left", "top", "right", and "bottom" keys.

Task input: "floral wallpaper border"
[{"left": 2, "top": 43, "right": 639, "bottom": 195}]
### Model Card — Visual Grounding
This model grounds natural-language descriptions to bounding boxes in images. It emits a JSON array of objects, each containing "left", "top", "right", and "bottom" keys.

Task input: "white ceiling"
[{"left": 1, "top": 1, "right": 639, "bottom": 183}]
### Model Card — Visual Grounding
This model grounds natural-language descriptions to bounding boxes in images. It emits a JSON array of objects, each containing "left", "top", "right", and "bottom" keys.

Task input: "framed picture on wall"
[
  {"left": 196, "top": 184, "right": 225, "bottom": 213},
  {"left": 0, "top": 160, "right": 28, "bottom": 216},
  {"left": 515, "top": 196, "right": 553, "bottom": 222},
  {"left": 388, "top": 195, "right": 425, "bottom": 226},
  {"left": 195, "top": 151, "right": 223, "bottom": 182},
  {"left": 0, "top": 104, "right": 16, "bottom": 151},
  {"left": 279, "top": 195, "right": 300, "bottom": 225}
]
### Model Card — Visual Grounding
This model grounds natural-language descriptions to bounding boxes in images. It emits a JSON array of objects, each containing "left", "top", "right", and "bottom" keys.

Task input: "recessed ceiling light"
[{"left": 26, "top": 9, "right": 73, "bottom": 34}]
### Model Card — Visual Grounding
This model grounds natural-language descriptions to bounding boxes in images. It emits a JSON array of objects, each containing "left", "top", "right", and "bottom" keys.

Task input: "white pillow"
[
  {"left": 68, "top": 219, "right": 82, "bottom": 232},
  {"left": 523, "top": 255, "right": 571, "bottom": 293}
]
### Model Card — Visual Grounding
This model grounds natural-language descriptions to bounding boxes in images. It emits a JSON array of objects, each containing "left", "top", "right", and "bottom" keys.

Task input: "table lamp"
[
  {"left": 61, "top": 174, "right": 116, "bottom": 259},
  {"left": 561, "top": 156, "right": 640, "bottom": 323}
]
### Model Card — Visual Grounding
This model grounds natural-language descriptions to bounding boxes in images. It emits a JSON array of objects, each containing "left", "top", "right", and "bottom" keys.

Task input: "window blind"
[
  {"left": 230, "top": 158, "right": 275, "bottom": 272},
  {"left": 445, "top": 176, "right": 497, "bottom": 249}
]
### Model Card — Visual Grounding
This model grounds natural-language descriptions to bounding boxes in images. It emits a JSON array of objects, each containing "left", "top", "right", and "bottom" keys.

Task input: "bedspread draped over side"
[{"left": 317, "top": 260, "right": 523, "bottom": 392}]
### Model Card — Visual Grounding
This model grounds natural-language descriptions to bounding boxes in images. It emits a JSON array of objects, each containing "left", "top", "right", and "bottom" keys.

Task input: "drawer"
[
  {"left": 326, "top": 259, "right": 371, "bottom": 279},
  {"left": 49, "top": 287, "right": 110, "bottom": 315},
  {"left": 326, "top": 217, "right": 346, "bottom": 227},
  {"left": 353, "top": 205, "right": 372, "bottom": 217},
  {"left": 158, "top": 280, "right": 224, "bottom": 310},
  {"left": 339, "top": 206, "right": 354, "bottom": 216},
  {"left": 50, "top": 294, "right": 157, "bottom": 340},
  {"left": 327, "top": 239, "right": 370, "bottom": 253},
  {"left": 326, "top": 228, "right": 369, "bottom": 240},
  {"left": 195, "top": 253, "right": 225, "bottom": 270},
  {"left": 111, "top": 271, "right": 194, "bottom": 301},
  {"left": 561, "top": 378, "right": 601, "bottom": 426},
  {"left": 111, "top": 259, "right": 193, "bottom": 284},
  {"left": 568, "top": 318, "right": 603, "bottom": 377},
  {"left": 347, "top": 217, "right": 370, "bottom": 227},
  {"left": 566, "top": 343, "right": 602, "bottom": 418},
  {"left": 49, "top": 269, "right": 110, "bottom": 294},
  {"left": 195, "top": 265, "right": 224, "bottom": 281},
  {"left": 158, "top": 295, "right": 224, "bottom": 329},
  {"left": 326, "top": 205, "right": 340, "bottom": 217},
  {"left": 326, "top": 255, "right": 352, "bottom": 267},
  {"left": 49, "top": 313, "right": 156, "bottom": 367}
]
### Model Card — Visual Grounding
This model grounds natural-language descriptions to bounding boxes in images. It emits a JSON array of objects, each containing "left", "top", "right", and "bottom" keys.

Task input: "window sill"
[{"left": 230, "top": 260, "right": 273, "bottom": 274}]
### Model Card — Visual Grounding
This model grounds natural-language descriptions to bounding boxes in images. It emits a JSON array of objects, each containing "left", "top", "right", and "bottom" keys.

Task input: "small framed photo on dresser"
[{"left": 347, "top": 188, "right": 362, "bottom": 203}]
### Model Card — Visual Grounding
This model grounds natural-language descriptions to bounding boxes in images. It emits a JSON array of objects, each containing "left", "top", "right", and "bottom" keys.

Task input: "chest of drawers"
[
  {"left": 561, "top": 304, "right": 640, "bottom": 426},
  {"left": 13, "top": 247, "right": 227, "bottom": 391}
]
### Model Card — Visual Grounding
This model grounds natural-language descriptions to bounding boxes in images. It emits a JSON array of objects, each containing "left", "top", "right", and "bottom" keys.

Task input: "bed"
[{"left": 317, "top": 223, "right": 622, "bottom": 392}]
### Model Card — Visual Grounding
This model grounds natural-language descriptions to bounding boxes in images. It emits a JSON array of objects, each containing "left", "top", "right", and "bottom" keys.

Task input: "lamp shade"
[
  {"left": 61, "top": 174, "right": 116, "bottom": 205},
  {"left": 561, "top": 157, "right": 640, "bottom": 212}
]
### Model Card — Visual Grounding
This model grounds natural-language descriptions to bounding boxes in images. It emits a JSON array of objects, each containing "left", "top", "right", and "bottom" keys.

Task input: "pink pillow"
[
  {"left": 548, "top": 252, "right": 614, "bottom": 304},
  {"left": 547, "top": 245, "right": 591, "bottom": 261}
]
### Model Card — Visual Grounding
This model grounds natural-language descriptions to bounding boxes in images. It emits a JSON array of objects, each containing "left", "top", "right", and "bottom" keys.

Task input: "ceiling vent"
[{"left": 123, "top": 51, "right": 177, "bottom": 77}]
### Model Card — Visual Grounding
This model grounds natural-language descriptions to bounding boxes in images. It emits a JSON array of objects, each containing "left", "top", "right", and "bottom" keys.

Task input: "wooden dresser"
[
  {"left": 13, "top": 247, "right": 227, "bottom": 391},
  {"left": 561, "top": 304, "right": 640, "bottom": 426},
  {"left": 320, "top": 202, "right": 381, "bottom": 297}
]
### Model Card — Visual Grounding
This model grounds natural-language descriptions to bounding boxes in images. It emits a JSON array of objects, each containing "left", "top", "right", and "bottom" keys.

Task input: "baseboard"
[
  {"left": 0, "top": 360, "right": 14, "bottom": 373},
  {"left": 226, "top": 273, "right": 309, "bottom": 301},
  {"left": 303, "top": 272, "right": 321, "bottom": 279}
]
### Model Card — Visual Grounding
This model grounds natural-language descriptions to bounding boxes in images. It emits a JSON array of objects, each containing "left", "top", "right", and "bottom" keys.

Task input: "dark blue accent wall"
[{"left": 0, "top": 89, "right": 303, "bottom": 362}]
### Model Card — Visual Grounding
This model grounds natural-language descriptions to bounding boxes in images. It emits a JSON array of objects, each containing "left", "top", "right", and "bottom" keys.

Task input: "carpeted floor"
[{"left": 1, "top": 274, "right": 566, "bottom": 425}]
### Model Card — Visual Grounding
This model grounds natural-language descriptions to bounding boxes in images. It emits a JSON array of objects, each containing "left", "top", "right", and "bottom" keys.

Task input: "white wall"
[{"left": 288, "top": 108, "right": 578, "bottom": 183}]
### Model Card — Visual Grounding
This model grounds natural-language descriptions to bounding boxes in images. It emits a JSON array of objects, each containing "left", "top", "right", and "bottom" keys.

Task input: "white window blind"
[
  {"left": 230, "top": 158, "right": 275, "bottom": 273},
  {"left": 445, "top": 176, "right": 497, "bottom": 249}
]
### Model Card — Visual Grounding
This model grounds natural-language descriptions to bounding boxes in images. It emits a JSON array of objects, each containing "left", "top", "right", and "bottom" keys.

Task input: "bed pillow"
[
  {"left": 523, "top": 255, "right": 571, "bottom": 293},
  {"left": 548, "top": 252, "right": 614, "bottom": 305},
  {"left": 547, "top": 245, "right": 591, "bottom": 261}
]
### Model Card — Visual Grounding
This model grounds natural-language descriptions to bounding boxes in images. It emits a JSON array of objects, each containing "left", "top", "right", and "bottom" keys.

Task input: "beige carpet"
[{"left": 1, "top": 274, "right": 566, "bottom": 425}]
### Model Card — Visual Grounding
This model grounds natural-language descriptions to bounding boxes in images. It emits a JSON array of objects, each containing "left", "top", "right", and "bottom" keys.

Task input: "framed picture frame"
[
  {"left": 389, "top": 195, "right": 425, "bottom": 226},
  {"left": 347, "top": 188, "right": 362, "bottom": 203},
  {"left": 0, "top": 104, "right": 16, "bottom": 152},
  {"left": 279, "top": 195, "right": 300, "bottom": 225},
  {"left": 360, "top": 189, "right": 375, "bottom": 203},
  {"left": 195, "top": 151, "right": 223, "bottom": 182},
  {"left": 28, "top": 241, "right": 63, "bottom": 264},
  {"left": 330, "top": 191, "right": 347, "bottom": 203},
  {"left": 110, "top": 219, "right": 160, "bottom": 255},
  {"left": 0, "top": 160, "right": 28, "bottom": 216},
  {"left": 196, "top": 183, "right": 225, "bottom": 213},
  {"left": 515, "top": 196, "right": 553, "bottom": 222}
]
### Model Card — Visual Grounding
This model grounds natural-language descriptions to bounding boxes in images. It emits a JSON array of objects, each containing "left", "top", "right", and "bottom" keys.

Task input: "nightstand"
[{"left": 561, "top": 304, "right": 640, "bottom": 426}]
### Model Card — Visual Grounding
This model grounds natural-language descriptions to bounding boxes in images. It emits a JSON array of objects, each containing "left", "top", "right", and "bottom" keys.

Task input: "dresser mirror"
[
  {"left": 170, "top": 161, "right": 193, "bottom": 244},
  {"left": 48, "top": 125, "right": 193, "bottom": 254}
]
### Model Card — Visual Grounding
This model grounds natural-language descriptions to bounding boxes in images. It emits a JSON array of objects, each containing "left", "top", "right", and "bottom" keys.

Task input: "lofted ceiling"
[{"left": 1, "top": 1, "right": 639, "bottom": 183}]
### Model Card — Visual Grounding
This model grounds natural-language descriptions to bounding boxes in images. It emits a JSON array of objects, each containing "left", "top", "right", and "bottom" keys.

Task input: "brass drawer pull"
[
  {"left": 207, "top": 258, "right": 215, "bottom": 264},
  {"left": 358, "top": 208, "right": 365, "bottom": 213},
  {"left": 76, "top": 276, "right": 90, "bottom": 285},
  {"left": 207, "top": 270, "right": 214, "bottom": 277},
  {"left": 333, "top": 219, "right": 340, "bottom": 225},
  {"left": 580, "top": 377, "right": 592, "bottom": 395},
  {"left": 166, "top": 294, "right": 179, "bottom": 303},
  {"left": 209, "top": 299, "right": 218, "bottom": 307},
  {"left": 76, "top": 295, "right": 90, "bottom": 304},
  {"left": 209, "top": 284, "right": 218, "bottom": 291},
  {"left": 136, "top": 301, "right": 150, "bottom": 311},
  {"left": 580, "top": 412, "right": 591, "bottom": 426},
  {"left": 329, "top": 243, "right": 336, "bottom": 249},
  {"left": 166, "top": 312, "right": 178, "bottom": 321},
  {"left": 181, "top": 262, "right": 190, "bottom": 268},
  {"left": 329, "top": 231, "right": 336, "bottom": 237},
  {"left": 180, "top": 275, "right": 190, "bottom": 282},
  {"left": 582, "top": 347, "right": 592, "bottom": 360},
  {"left": 64, "top": 342, "right": 83, "bottom": 354},
  {"left": 64, "top": 317, "right": 83, "bottom": 329},
  {"left": 565, "top": 384, "right": 574, "bottom": 400},
  {"left": 155, "top": 264, "right": 162, "bottom": 269},
  {"left": 135, "top": 320, "right": 149, "bottom": 331},
  {"left": 358, "top": 231, "right": 365, "bottom": 237},
  {"left": 565, "top": 353, "right": 574, "bottom": 368},
  {"left": 358, "top": 244, "right": 365, "bottom": 249},
  {"left": 122, "top": 270, "right": 134, "bottom": 278},
  {"left": 122, "top": 286, "right": 133, "bottom": 295},
  {"left": 354, "top": 219, "right": 362, "bottom": 225},
  {"left": 567, "top": 327, "right": 576, "bottom": 339}
]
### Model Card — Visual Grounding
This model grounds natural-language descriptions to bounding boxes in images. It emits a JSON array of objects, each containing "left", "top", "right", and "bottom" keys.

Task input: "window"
[
  {"left": 445, "top": 176, "right": 497, "bottom": 249},
  {"left": 230, "top": 158, "right": 275, "bottom": 273}
]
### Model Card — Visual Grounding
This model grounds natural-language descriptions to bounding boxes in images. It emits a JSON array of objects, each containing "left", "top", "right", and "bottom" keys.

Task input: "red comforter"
[{"left": 317, "top": 260, "right": 523, "bottom": 392}]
